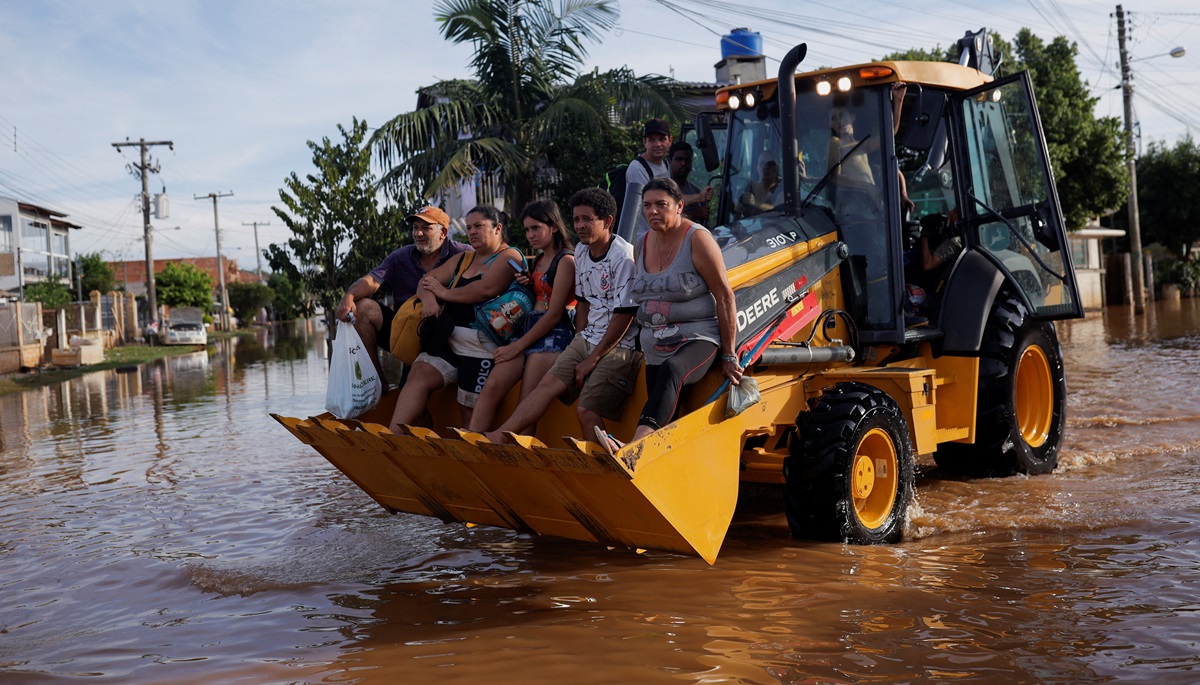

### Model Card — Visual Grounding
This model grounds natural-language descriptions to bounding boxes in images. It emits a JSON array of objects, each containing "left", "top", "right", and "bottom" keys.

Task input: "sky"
[{"left": 1, "top": 0, "right": 1196, "bottom": 268}]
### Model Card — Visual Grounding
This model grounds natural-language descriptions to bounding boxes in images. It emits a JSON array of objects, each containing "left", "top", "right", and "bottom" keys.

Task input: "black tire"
[
  {"left": 934, "top": 290, "right": 1066, "bottom": 476},
  {"left": 783, "top": 382, "right": 915, "bottom": 544}
]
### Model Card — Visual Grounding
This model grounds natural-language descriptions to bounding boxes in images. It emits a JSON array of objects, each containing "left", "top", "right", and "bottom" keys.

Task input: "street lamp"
[{"left": 1117, "top": 4, "right": 1186, "bottom": 314}]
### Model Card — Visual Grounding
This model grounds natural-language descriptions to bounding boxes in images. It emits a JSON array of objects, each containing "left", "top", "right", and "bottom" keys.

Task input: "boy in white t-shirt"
[{"left": 483, "top": 188, "right": 642, "bottom": 443}]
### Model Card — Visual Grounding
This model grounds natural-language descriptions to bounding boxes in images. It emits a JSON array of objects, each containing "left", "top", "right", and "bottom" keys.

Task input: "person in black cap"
[{"left": 626, "top": 118, "right": 673, "bottom": 241}]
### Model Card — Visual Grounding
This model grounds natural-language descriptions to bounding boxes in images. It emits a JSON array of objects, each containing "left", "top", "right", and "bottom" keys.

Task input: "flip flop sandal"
[{"left": 594, "top": 425, "right": 624, "bottom": 456}]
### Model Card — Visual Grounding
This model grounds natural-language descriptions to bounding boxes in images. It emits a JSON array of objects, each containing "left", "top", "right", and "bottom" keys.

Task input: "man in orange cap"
[{"left": 336, "top": 205, "right": 470, "bottom": 379}]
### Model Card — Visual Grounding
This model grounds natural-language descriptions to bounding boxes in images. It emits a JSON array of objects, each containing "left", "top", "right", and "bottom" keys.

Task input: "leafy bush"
[
  {"left": 24, "top": 277, "right": 72, "bottom": 308},
  {"left": 227, "top": 282, "right": 275, "bottom": 327},
  {"left": 1157, "top": 257, "right": 1200, "bottom": 296},
  {"left": 157, "top": 262, "right": 214, "bottom": 311}
]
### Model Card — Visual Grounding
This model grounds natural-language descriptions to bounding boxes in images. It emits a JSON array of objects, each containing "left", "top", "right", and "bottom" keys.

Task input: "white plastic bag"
[
  {"left": 725, "top": 376, "right": 761, "bottom": 418},
  {"left": 325, "top": 320, "right": 382, "bottom": 419}
]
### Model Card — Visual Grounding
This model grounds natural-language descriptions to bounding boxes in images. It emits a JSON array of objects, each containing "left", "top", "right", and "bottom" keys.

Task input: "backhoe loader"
[{"left": 274, "top": 31, "right": 1081, "bottom": 563}]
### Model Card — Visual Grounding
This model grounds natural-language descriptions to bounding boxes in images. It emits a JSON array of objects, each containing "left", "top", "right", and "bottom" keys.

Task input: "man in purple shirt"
[{"left": 335, "top": 205, "right": 470, "bottom": 379}]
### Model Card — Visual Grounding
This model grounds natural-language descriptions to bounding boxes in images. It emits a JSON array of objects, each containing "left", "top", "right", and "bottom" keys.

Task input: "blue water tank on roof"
[{"left": 721, "top": 28, "right": 762, "bottom": 59}]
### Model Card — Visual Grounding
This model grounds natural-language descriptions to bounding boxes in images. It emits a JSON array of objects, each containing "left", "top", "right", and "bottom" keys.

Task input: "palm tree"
[{"left": 371, "top": 0, "right": 679, "bottom": 215}]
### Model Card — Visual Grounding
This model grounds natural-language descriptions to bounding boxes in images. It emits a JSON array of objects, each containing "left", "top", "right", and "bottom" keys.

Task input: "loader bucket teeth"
[{"left": 274, "top": 396, "right": 741, "bottom": 563}]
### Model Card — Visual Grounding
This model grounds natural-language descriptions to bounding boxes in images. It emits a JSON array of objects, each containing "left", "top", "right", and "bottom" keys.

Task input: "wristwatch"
[{"left": 721, "top": 353, "right": 739, "bottom": 364}]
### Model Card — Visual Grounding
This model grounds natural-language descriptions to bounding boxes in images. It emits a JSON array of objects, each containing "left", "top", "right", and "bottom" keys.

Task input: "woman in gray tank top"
[{"left": 599, "top": 178, "right": 742, "bottom": 452}]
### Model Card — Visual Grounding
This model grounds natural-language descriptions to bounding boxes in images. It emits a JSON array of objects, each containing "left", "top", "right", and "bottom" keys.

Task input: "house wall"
[
  {"left": 109, "top": 256, "right": 242, "bottom": 296},
  {"left": 0, "top": 196, "right": 19, "bottom": 292},
  {"left": 1070, "top": 235, "right": 1106, "bottom": 310},
  {"left": 0, "top": 197, "right": 75, "bottom": 293}
]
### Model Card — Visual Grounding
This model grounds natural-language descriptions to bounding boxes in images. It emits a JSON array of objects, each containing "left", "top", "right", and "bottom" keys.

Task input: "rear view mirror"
[
  {"left": 695, "top": 113, "right": 721, "bottom": 172},
  {"left": 903, "top": 85, "right": 947, "bottom": 151}
]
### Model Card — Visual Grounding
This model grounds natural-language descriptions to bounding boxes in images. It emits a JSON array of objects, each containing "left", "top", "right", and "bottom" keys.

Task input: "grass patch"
[{"left": 0, "top": 343, "right": 204, "bottom": 397}]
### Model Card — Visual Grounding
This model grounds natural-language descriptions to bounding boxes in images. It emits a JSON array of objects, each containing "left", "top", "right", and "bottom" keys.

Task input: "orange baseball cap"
[{"left": 406, "top": 206, "right": 450, "bottom": 228}]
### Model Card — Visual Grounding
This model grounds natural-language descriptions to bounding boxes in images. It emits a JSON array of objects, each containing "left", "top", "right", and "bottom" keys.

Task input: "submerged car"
[{"left": 160, "top": 307, "right": 208, "bottom": 346}]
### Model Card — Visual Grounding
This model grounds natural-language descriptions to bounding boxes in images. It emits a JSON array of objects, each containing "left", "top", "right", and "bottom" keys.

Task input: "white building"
[
  {"left": 1069, "top": 222, "right": 1126, "bottom": 310},
  {"left": 0, "top": 196, "right": 80, "bottom": 294}
]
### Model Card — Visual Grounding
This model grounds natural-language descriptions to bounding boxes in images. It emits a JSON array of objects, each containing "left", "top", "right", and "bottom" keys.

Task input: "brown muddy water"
[{"left": 2, "top": 304, "right": 1199, "bottom": 685}]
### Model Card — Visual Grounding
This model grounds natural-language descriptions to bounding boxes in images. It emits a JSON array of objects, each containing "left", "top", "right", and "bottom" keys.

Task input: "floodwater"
[{"left": 2, "top": 303, "right": 1199, "bottom": 685}]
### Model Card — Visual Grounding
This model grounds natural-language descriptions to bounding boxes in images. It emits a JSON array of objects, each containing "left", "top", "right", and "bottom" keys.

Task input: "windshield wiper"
[
  {"left": 801, "top": 134, "right": 871, "bottom": 209},
  {"left": 964, "top": 190, "right": 1066, "bottom": 283}
]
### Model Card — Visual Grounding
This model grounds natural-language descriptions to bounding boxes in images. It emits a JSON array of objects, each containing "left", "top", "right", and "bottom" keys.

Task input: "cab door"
[{"left": 951, "top": 72, "right": 1083, "bottom": 320}]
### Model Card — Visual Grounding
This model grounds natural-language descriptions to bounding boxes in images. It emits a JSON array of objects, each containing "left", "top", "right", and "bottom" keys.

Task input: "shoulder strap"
[
  {"left": 635, "top": 156, "right": 654, "bottom": 177},
  {"left": 544, "top": 249, "right": 567, "bottom": 286},
  {"left": 482, "top": 248, "right": 525, "bottom": 269},
  {"left": 449, "top": 251, "right": 475, "bottom": 288}
]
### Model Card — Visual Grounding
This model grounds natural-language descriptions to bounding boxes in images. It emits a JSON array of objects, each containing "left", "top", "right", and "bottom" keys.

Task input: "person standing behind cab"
[
  {"left": 388, "top": 205, "right": 523, "bottom": 431},
  {"left": 668, "top": 141, "right": 714, "bottom": 225},
  {"left": 598, "top": 177, "right": 742, "bottom": 452},
  {"left": 627, "top": 118, "right": 673, "bottom": 242},
  {"left": 335, "top": 206, "right": 469, "bottom": 380},
  {"left": 468, "top": 200, "right": 577, "bottom": 433}
]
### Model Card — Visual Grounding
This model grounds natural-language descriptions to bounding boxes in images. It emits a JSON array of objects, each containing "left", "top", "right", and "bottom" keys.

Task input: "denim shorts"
[{"left": 523, "top": 311, "right": 574, "bottom": 356}]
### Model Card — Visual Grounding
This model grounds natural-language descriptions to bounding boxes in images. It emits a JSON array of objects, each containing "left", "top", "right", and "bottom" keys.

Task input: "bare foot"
[{"left": 482, "top": 430, "right": 509, "bottom": 444}]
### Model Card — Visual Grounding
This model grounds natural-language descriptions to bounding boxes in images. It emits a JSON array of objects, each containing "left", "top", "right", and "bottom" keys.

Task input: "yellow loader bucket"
[{"left": 272, "top": 394, "right": 743, "bottom": 563}]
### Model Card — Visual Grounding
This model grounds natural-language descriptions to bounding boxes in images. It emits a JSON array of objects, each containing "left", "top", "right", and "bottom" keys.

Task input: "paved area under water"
[{"left": 1, "top": 303, "right": 1198, "bottom": 684}]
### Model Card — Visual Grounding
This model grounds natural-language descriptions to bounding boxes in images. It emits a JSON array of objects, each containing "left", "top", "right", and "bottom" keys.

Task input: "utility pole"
[
  {"left": 196, "top": 191, "right": 234, "bottom": 331},
  {"left": 241, "top": 220, "right": 269, "bottom": 283},
  {"left": 1116, "top": 5, "right": 1146, "bottom": 314},
  {"left": 112, "top": 138, "right": 173, "bottom": 326}
]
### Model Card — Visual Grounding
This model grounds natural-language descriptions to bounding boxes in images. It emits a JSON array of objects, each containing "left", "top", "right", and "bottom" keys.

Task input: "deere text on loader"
[{"left": 274, "top": 33, "right": 1082, "bottom": 564}]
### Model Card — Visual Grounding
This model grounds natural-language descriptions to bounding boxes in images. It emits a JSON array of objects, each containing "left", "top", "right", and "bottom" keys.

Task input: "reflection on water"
[{"left": 2, "top": 306, "right": 1200, "bottom": 684}]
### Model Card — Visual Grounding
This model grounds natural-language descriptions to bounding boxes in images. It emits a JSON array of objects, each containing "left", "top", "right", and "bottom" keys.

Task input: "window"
[
  {"left": 52, "top": 231, "right": 68, "bottom": 256},
  {"left": 0, "top": 215, "right": 11, "bottom": 252},
  {"left": 1069, "top": 237, "right": 1091, "bottom": 270},
  {"left": 22, "top": 218, "right": 49, "bottom": 252},
  {"left": 23, "top": 254, "right": 50, "bottom": 277}
]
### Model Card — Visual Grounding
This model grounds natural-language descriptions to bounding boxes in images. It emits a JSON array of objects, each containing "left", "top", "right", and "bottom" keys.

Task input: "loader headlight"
[
  {"left": 729, "top": 94, "right": 742, "bottom": 110},
  {"left": 816, "top": 80, "right": 832, "bottom": 96},
  {"left": 744, "top": 91, "right": 757, "bottom": 108},
  {"left": 836, "top": 76, "right": 853, "bottom": 92}
]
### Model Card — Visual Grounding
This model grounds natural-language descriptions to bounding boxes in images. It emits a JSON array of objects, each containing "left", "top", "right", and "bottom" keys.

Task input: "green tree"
[
  {"left": 157, "top": 262, "right": 214, "bottom": 311},
  {"left": 1136, "top": 135, "right": 1200, "bottom": 259},
  {"left": 884, "top": 30, "right": 1128, "bottom": 230},
  {"left": 371, "top": 0, "right": 677, "bottom": 216},
  {"left": 76, "top": 252, "right": 116, "bottom": 295},
  {"left": 266, "top": 118, "right": 408, "bottom": 333},
  {"left": 24, "top": 277, "right": 72, "bottom": 309},
  {"left": 541, "top": 116, "right": 641, "bottom": 217},
  {"left": 227, "top": 281, "right": 275, "bottom": 327},
  {"left": 267, "top": 271, "right": 310, "bottom": 321},
  {"left": 1009, "top": 30, "right": 1127, "bottom": 230}
]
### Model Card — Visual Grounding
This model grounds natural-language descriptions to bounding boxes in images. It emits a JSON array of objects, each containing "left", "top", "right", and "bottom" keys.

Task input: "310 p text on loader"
[{"left": 274, "top": 32, "right": 1082, "bottom": 564}]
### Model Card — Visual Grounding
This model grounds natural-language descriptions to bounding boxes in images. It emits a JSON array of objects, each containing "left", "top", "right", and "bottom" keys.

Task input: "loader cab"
[
  {"left": 716, "top": 76, "right": 909, "bottom": 342},
  {"left": 711, "top": 62, "right": 1082, "bottom": 348}
]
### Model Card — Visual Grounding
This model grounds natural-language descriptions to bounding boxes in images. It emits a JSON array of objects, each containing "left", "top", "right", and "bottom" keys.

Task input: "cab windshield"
[
  {"left": 723, "top": 83, "right": 889, "bottom": 224},
  {"left": 722, "top": 83, "right": 898, "bottom": 330}
]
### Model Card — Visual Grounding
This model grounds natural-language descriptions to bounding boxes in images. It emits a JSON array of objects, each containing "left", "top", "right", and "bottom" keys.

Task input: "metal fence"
[
  {"left": 100, "top": 295, "right": 116, "bottom": 330},
  {"left": 0, "top": 303, "right": 42, "bottom": 347},
  {"left": 0, "top": 304, "right": 18, "bottom": 347}
]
